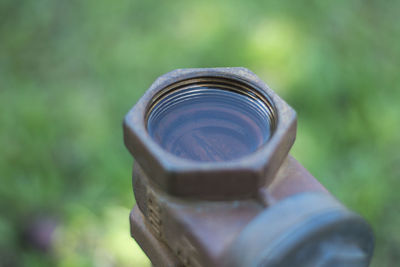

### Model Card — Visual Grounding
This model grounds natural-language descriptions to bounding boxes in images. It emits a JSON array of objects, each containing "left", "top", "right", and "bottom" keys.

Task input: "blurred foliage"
[{"left": 0, "top": 0, "right": 399, "bottom": 266}]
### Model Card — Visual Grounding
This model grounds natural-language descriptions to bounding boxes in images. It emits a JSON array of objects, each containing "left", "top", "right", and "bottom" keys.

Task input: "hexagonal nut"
[{"left": 123, "top": 67, "right": 297, "bottom": 199}]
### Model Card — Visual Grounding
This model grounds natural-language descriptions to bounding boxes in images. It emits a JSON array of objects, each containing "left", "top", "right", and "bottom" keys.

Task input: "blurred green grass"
[{"left": 1, "top": 0, "right": 399, "bottom": 266}]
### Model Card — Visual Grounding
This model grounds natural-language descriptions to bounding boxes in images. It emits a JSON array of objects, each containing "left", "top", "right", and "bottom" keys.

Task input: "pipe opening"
[{"left": 146, "top": 77, "right": 276, "bottom": 162}]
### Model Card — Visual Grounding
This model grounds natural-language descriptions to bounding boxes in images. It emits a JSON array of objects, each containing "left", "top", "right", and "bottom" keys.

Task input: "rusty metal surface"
[
  {"left": 123, "top": 67, "right": 297, "bottom": 199},
  {"left": 130, "top": 205, "right": 182, "bottom": 267},
  {"left": 132, "top": 162, "right": 264, "bottom": 266},
  {"left": 129, "top": 154, "right": 367, "bottom": 266},
  {"left": 266, "top": 155, "right": 328, "bottom": 202},
  {"left": 124, "top": 67, "right": 374, "bottom": 266}
]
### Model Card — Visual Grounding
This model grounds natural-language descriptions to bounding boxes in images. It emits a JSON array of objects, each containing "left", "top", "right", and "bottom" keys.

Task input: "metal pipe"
[{"left": 123, "top": 68, "right": 374, "bottom": 267}]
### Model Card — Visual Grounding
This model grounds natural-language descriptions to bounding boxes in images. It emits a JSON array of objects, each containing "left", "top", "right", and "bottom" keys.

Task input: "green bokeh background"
[{"left": 1, "top": 0, "right": 399, "bottom": 266}]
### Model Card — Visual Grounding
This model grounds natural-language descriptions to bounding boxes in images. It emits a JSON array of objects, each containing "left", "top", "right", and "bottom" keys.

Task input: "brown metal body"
[
  {"left": 130, "top": 156, "right": 327, "bottom": 266},
  {"left": 123, "top": 68, "right": 374, "bottom": 267}
]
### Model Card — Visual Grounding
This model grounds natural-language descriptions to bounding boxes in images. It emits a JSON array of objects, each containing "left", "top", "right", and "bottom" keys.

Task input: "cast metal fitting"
[{"left": 123, "top": 68, "right": 374, "bottom": 267}]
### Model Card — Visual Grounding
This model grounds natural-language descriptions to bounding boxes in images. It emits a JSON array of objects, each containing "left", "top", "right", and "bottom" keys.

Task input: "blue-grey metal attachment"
[{"left": 223, "top": 193, "right": 374, "bottom": 267}]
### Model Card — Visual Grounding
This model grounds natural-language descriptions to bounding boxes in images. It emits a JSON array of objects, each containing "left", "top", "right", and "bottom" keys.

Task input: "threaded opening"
[{"left": 146, "top": 77, "right": 276, "bottom": 162}]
